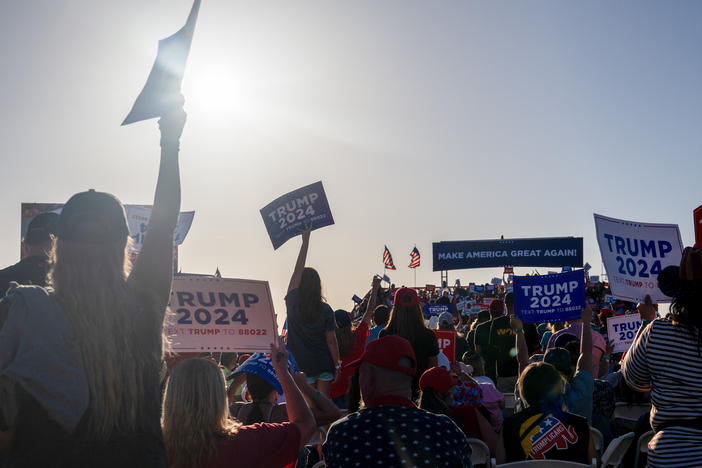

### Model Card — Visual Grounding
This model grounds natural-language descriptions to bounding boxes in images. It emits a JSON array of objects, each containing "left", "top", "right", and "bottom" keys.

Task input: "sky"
[{"left": 1, "top": 1, "right": 701, "bottom": 329}]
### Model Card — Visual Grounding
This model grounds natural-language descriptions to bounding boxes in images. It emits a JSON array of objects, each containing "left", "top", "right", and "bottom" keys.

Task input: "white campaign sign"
[
  {"left": 606, "top": 313, "right": 642, "bottom": 353},
  {"left": 594, "top": 214, "right": 683, "bottom": 303},
  {"left": 126, "top": 205, "right": 195, "bottom": 253}
]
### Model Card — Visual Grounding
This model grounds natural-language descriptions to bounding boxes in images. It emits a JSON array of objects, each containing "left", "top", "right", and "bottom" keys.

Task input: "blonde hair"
[
  {"left": 162, "top": 359, "right": 241, "bottom": 468},
  {"left": 49, "top": 237, "right": 163, "bottom": 441}
]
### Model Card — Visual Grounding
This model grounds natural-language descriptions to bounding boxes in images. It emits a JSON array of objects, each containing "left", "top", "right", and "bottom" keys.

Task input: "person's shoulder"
[
  {"left": 320, "top": 301, "right": 334, "bottom": 314},
  {"left": 284, "top": 288, "right": 299, "bottom": 302},
  {"left": 564, "top": 411, "right": 589, "bottom": 430},
  {"left": 327, "top": 411, "right": 360, "bottom": 434}
]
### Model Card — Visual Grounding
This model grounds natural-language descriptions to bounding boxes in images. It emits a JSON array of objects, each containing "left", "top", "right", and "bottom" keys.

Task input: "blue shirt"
[
  {"left": 565, "top": 370, "right": 594, "bottom": 425},
  {"left": 323, "top": 396, "right": 472, "bottom": 468},
  {"left": 365, "top": 325, "right": 383, "bottom": 347}
]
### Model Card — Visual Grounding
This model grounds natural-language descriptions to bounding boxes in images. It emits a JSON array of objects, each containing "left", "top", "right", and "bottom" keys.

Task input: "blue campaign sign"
[
  {"left": 352, "top": 295, "right": 362, "bottom": 304},
  {"left": 424, "top": 304, "right": 451, "bottom": 317},
  {"left": 513, "top": 270, "right": 586, "bottom": 323},
  {"left": 473, "top": 285, "right": 485, "bottom": 293},
  {"left": 432, "top": 237, "right": 583, "bottom": 271},
  {"left": 260, "top": 181, "right": 334, "bottom": 250}
]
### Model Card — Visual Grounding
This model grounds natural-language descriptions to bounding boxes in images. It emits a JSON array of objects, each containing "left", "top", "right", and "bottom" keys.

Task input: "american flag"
[
  {"left": 214, "top": 267, "right": 222, "bottom": 278},
  {"left": 383, "top": 245, "right": 397, "bottom": 270},
  {"left": 409, "top": 246, "right": 421, "bottom": 269}
]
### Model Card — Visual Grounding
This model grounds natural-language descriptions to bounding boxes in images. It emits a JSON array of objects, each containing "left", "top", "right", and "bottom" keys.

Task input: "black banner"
[{"left": 432, "top": 237, "right": 583, "bottom": 271}]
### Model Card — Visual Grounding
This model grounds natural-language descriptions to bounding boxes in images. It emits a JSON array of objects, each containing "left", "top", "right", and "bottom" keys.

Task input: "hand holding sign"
[
  {"left": 637, "top": 295, "right": 656, "bottom": 322},
  {"left": 158, "top": 97, "right": 187, "bottom": 145}
]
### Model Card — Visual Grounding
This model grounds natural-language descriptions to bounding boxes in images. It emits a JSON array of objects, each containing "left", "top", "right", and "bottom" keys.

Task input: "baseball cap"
[
  {"left": 334, "top": 309, "right": 352, "bottom": 328},
  {"left": 24, "top": 212, "right": 59, "bottom": 245},
  {"left": 347, "top": 335, "right": 416, "bottom": 376},
  {"left": 394, "top": 287, "right": 419, "bottom": 307},
  {"left": 419, "top": 366, "right": 458, "bottom": 394},
  {"left": 438, "top": 311, "right": 453, "bottom": 326},
  {"left": 57, "top": 190, "right": 129, "bottom": 244}
]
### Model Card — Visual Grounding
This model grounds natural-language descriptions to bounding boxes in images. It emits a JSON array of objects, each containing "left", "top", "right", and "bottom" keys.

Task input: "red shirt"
[
  {"left": 202, "top": 422, "right": 301, "bottom": 468},
  {"left": 330, "top": 322, "right": 369, "bottom": 399}
]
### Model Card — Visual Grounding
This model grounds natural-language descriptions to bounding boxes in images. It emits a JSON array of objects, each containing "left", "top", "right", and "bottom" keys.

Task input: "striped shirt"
[{"left": 621, "top": 318, "right": 702, "bottom": 468}]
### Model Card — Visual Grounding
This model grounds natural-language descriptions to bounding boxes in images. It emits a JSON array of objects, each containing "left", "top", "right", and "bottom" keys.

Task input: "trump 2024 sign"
[{"left": 513, "top": 270, "right": 585, "bottom": 323}]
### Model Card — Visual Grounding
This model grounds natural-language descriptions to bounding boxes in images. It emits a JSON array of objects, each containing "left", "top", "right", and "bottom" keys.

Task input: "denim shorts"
[{"left": 307, "top": 372, "right": 334, "bottom": 384}]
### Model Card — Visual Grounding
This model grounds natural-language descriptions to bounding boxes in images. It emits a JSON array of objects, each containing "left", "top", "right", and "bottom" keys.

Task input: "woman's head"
[
  {"left": 384, "top": 287, "right": 427, "bottom": 342},
  {"left": 298, "top": 267, "right": 323, "bottom": 323},
  {"left": 49, "top": 190, "right": 151, "bottom": 441},
  {"left": 335, "top": 309, "right": 356, "bottom": 357},
  {"left": 519, "top": 362, "right": 566, "bottom": 409},
  {"left": 659, "top": 248, "right": 702, "bottom": 347},
  {"left": 163, "top": 358, "right": 240, "bottom": 468},
  {"left": 243, "top": 373, "right": 277, "bottom": 425}
]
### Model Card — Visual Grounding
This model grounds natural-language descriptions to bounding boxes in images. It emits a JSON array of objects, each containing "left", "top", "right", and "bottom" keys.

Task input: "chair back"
[
  {"left": 633, "top": 430, "right": 654, "bottom": 468},
  {"left": 600, "top": 431, "right": 635, "bottom": 468},
  {"left": 467, "top": 438, "right": 491, "bottom": 466}
]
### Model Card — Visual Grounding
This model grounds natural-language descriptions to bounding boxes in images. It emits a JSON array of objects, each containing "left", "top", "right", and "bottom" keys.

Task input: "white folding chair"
[
  {"left": 633, "top": 430, "right": 654, "bottom": 468},
  {"left": 589, "top": 426, "right": 604, "bottom": 457},
  {"left": 494, "top": 459, "right": 595, "bottom": 467},
  {"left": 467, "top": 438, "right": 491, "bottom": 466},
  {"left": 600, "top": 431, "right": 635, "bottom": 468}
]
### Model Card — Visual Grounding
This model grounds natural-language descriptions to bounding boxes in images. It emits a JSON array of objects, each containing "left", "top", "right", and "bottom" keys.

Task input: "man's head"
[
  {"left": 518, "top": 362, "right": 565, "bottom": 408},
  {"left": 22, "top": 212, "right": 59, "bottom": 258},
  {"left": 438, "top": 311, "right": 454, "bottom": 330},
  {"left": 543, "top": 347, "right": 574, "bottom": 380},
  {"left": 489, "top": 299, "right": 505, "bottom": 319},
  {"left": 373, "top": 305, "right": 390, "bottom": 327},
  {"left": 477, "top": 310, "right": 490, "bottom": 323},
  {"left": 349, "top": 335, "right": 416, "bottom": 404}
]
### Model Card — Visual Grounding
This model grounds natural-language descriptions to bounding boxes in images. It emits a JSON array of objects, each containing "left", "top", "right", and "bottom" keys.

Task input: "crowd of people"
[{"left": 0, "top": 103, "right": 701, "bottom": 467}]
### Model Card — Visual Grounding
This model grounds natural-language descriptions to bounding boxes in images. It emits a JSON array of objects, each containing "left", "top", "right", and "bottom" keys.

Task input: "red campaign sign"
[
  {"left": 426, "top": 284, "right": 436, "bottom": 291},
  {"left": 694, "top": 205, "right": 702, "bottom": 248},
  {"left": 504, "top": 267, "right": 514, "bottom": 274},
  {"left": 434, "top": 330, "right": 456, "bottom": 363}
]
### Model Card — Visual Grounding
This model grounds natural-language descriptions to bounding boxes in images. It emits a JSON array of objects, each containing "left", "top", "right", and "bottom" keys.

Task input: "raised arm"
[
  {"left": 576, "top": 305, "right": 593, "bottom": 376},
  {"left": 510, "top": 316, "right": 529, "bottom": 375},
  {"left": 128, "top": 105, "right": 186, "bottom": 308},
  {"left": 360, "top": 276, "right": 382, "bottom": 327},
  {"left": 287, "top": 227, "right": 311, "bottom": 293},
  {"left": 292, "top": 372, "right": 342, "bottom": 426},
  {"left": 270, "top": 342, "right": 315, "bottom": 449}
]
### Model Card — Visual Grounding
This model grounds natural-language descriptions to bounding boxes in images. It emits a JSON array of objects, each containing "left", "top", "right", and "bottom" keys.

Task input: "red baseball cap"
[
  {"left": 419, "top": 367, "right": 459, "bottom": 395},
  {"left": 394, "top": 287, "right": 420, "bottom": 307},
  {"left": 347, "top": 335, "right": 416, "bottom": 376}
]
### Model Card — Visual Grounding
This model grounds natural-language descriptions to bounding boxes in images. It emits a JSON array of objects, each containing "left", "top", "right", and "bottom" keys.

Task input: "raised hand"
[
  {"left": 158, "top": 95, "right": 187, "bottom": 144},
  {"left": 270, "top": 341, "right": 290, "bottom": 376},
  {"left": 637, "top": 295, "right": 657, "bottom": 322}
]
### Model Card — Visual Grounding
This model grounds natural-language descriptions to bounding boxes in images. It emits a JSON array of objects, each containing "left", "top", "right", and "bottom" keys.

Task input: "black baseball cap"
[
  {"left": 57, "top": 190, "right": 129, "bottom": 244},
  {"left": 24, "top": 212, "right": 59, "bottom": 245}
]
